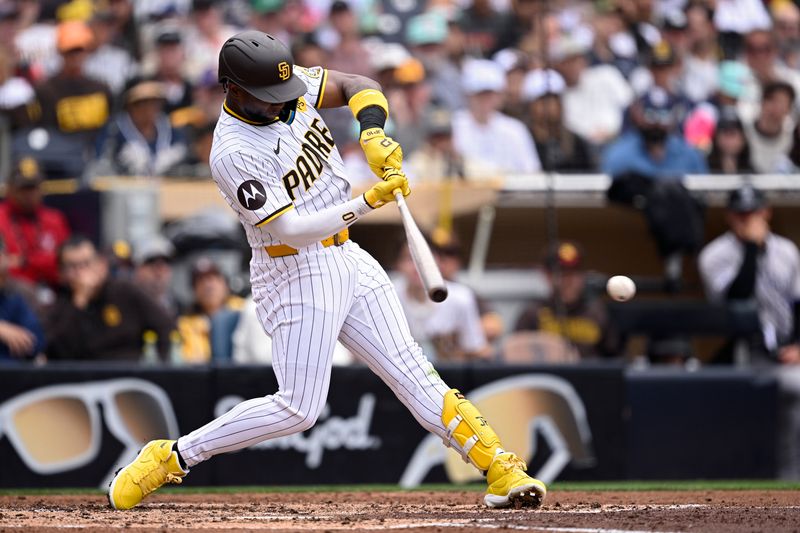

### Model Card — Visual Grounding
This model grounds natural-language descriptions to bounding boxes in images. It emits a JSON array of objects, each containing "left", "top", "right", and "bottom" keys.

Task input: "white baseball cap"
[
  {"left": 461, "top": 59, "right": 507, "bottom": 94},
  {"left": 521, "top": 69, "right": 566, "bottom": 102}
]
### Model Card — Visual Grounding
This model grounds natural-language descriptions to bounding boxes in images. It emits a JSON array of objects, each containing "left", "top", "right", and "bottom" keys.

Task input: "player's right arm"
[
  {"left": 267, "top": 169, "right": 408, "bottom": 248},
  {"left": 213, "top": 151, "right": 408, "bottom": 249}
]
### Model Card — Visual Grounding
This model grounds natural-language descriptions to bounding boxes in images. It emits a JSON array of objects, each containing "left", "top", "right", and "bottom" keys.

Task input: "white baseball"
[{"left": 607, "top": 275, "right": 636, "bottom": 302}]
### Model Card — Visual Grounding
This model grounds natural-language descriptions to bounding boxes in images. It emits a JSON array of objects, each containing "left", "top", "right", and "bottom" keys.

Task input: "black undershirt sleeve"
[
  {"left": 357, "top": 106, "right": 387, "bottom": 133},
  {"left": 726, "top": 242, "right": 759, "bottom": 300}
]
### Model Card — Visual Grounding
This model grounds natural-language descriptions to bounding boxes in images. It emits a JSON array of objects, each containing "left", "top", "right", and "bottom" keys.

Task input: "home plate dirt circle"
[{"left": 1, "top": 490, "right": 799, "bottom": 532}]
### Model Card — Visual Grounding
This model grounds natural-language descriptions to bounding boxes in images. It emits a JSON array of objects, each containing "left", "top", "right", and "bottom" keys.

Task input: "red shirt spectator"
[{"left": 0, "top": 158, "right": 70, "bottom": 287}]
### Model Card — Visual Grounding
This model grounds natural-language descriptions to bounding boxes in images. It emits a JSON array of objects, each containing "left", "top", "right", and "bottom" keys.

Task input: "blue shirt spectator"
[
  {"left": 0, "top": 235, "right": 45, "bottom": 362},
  {"left": 602, "top": 131, "right": 708, "bottom": 179},
  {"left": 602, "top": 87, "right": 708, "bottom": 179}
]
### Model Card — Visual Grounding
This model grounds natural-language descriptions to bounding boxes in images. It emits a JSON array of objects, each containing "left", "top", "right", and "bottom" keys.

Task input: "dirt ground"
[{"left": 1, "top": 490, "right": 799, "bottom": 533}]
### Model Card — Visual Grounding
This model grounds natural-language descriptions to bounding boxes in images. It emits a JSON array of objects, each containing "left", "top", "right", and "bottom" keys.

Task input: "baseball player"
[{"left": 108, "top": 31, "right": 546, "bottom": 510}]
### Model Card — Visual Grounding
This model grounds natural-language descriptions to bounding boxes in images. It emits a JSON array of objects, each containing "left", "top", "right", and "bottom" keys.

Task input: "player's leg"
[
  {"left": 337, "top": 244, "right": 546, "bottom": 508},
  {"left": 109, "top": 255, "right": 350, "bottom": 509}
]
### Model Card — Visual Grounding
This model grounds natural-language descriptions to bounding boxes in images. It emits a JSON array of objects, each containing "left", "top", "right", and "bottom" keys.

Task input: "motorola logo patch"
[{"left": 237, "top": 180, "right": 267, "bottom": 211}]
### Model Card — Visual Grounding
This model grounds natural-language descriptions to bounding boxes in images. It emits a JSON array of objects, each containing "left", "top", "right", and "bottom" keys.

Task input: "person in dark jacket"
[{"left": 45, "top": 235, "right": 175, "bottom": 362}]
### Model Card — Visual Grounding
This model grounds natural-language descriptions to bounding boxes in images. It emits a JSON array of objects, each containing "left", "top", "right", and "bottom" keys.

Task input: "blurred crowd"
[
  {"left": 1, "top": 0, "right": 800, "bottom": 369},
  {"left": 1, "top": 0, "right": 800, "bottom": 183}
]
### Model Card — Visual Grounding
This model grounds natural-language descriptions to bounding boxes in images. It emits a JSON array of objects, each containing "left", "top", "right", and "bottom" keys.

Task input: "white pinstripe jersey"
[{"left": 209, "top": 66, "right": 351, "bottom": 249}]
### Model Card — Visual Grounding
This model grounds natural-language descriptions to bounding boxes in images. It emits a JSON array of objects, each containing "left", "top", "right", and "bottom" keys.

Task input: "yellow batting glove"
[
  {"left": 360, "top": 128, "right": 403, "bottom": 179},
  {"left": 363, "top": 171, "right": 410, "bottom": 209}
]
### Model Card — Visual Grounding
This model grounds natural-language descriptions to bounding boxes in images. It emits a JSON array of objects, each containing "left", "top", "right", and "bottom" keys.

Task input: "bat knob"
[{"left": 430, "top": 287, "right": 448, "bottom": 303}]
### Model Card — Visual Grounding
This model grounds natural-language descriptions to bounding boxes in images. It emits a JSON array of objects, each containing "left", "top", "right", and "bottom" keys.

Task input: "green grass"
[{"left": 2, "top": 480, "right": 799, "bottom": 497}]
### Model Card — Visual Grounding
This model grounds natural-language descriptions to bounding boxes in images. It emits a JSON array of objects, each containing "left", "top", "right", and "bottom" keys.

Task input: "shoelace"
[
  {"left": 133, "top": 463, "right": 183, "bottom": 495},
  {"left": 496, "top": 454, "right": 528, "bottom": 474}
]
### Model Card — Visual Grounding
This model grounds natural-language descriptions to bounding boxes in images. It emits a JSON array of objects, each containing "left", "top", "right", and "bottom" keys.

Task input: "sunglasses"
[{"left": 0, "top": 379, "right": 178, "bottom": 485}]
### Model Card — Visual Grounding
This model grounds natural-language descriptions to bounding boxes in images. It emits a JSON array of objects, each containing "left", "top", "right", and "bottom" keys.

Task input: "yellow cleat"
[
  {"left": 484, "top": 452, "right": 547, "bottom": 509},
  {"left": 107, "top": 439, "right": 187, "bottom": 510}
]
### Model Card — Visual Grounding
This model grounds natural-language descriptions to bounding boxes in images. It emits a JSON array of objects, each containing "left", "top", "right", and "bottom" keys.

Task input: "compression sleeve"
[
  {"left": 264, "top": 195, "right": 373, "bottom": 248},
  {"left": 726, "top": 242, "right": 759, "bottom": 300}
]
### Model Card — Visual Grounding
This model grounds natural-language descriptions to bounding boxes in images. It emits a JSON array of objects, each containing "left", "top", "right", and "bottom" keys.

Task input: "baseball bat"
[{"left": 393, "top": 190, "right": 448, "bottom": 302}]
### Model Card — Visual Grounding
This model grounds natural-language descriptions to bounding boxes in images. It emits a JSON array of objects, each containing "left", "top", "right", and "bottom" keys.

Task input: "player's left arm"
[{"left": 318, "top": 70, "right": 403, "bottom": 180}]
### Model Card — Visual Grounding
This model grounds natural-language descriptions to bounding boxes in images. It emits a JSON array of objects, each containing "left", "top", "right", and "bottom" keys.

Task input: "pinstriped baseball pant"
[{"left": 177, "top": 241, "right": 454, "bottom": 467}]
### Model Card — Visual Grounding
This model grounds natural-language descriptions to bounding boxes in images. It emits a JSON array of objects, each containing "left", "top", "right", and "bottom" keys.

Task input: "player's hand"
[
  {"left": 363, "top": 171, "right": 410, "bottom": 209},
  {"left": 360, "top": 128, "right": 403, "bottom": 179}
]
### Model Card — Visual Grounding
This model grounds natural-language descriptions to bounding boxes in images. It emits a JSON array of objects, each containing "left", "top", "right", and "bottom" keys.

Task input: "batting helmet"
[{"left": 218, "top": 31, "right": 307, "bottom": 124}]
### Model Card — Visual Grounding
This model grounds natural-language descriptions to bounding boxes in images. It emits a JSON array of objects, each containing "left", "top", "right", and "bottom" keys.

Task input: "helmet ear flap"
[{"left": 279, "top": 98, "right": 299, "bottom": 124}]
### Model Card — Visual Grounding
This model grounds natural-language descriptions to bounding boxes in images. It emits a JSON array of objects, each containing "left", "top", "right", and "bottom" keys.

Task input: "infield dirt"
[{"left": 1, "top": 490, "right": 799, "bottom": 532}]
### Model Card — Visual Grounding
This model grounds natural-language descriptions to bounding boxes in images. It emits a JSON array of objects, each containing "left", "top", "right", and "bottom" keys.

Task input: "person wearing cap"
[
  {"left": 699, "top": 185, "right": 800, "bottom": 365},
  {"left": 176, "top": 256, "right": 244, "bottom": 363},
  {"left": 0, "top": 157, "right": 71, "bottom": 289},
  {"left": 551, "top": 33, "right": 634, "bottom": 145},
  {"left": 406, "top": 106, "right": 493, "bottom": 181},
  {"left": 96, "top": 78, "right": 189, "bottom": 177},
  {"left": 521, "top": 69, "right": 593, "bottom": 172},
  {"left": 133, "top": 235, "right": 180, "bottom": 320},
  {"left": 149, "top": 28, "right": 195, "bottom": 116},
  {"left": 0, "top": 233, "right": 45, "bottom": 362},
  {"left": 707, "top": 106, "right": 754, "bottom": 173},
  {"left": 602, "top": 87, "right": 707, "bottom": 179},
  {"left": 741, "top": 80, "right": 797, "bottom": 173},
  {"left": 406, "top": 11, "right": 465, "bottom": 112},
  {"left": 45, "top": 235, "right": 175, "bottom": 362},
  {"left": 30, "top": 20, "right": 112, "bottom": 152},
  {"left": 0, "top": 42, "right": 34, "bottom": 132},
  {"left": 393, "top": 237, "right": 491, "bottom": 362},
  {"left": 452, "top": 59, "right": 540, "bottom": 176},
  {"left": 513, "top": 241, "right": 615, "bottom": 360}
]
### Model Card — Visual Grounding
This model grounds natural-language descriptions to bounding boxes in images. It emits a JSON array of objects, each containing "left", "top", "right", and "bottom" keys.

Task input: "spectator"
[
  {"left": 0, "top": 234, "right": 44, "bottom": 362},
  {"left": 521, "top": 69, "right": 593, "bottom": 172},
  {"left": 458, "top": 0, "right": 507, "bottom": 56},
  {"left": 452, "top": 59, "right": 541, "bottom": 176},
  {"left": 738, "top": 29, "right": 800, "bottom": 122},
  {"left": 146, "top": 28, "right": 194, "bottom": 117},
  {"left": 183, "top": 0, "right": 238, "bottom": 84},
  {"left": 393, "top": 241, "right": 490, "bottom": 362},
  {"left": 0, "top": 44, "right": 34, "bottom": 132},
  {"left": 602, "top": 87, "right": 708, "bottom": 179},
  {"left": 322, "top": 1, "right": 372, "bottom": 78},
  {"left": 97, "top": 79, "right": 189, "bottom": 177},
  {"left": 742, "top": 80, "right": 797, "bottom": 173},
  {"left": 46, "top": 235, "right": 175, "bottom": 361},
  {"left": 492, "top": 48, "right": 530, "bottom": 124},
  {"left": 177, "top": 257, "right": 244, "bottom": 363},
  {"left": 30, "top": 20, "right": 112, "bottom": 166},
  {"left": 84, "top": 8, "right": 138, "bottom": 95},
  {"left": 406, "top": 11, "right": 464, "bottom": 112},
  {"left": 514, "top": 242, "right": 614, "bottom": 359},
  {"left": 707, "top": 106, "right": 754, "bottom": 173},
  {"left": 432, "top": 233, "right": 505, "bottom": 346},
  {"left": 699, "top": 185, "right": 800, "bottom": 363},
  {"left": 552, "top": 34, "right": 634, "bottom": 146},
  {"left": 249, "top": 0, "right": 291, "bottom": 45},
  {"left": 406, "top": 107, "right": 493, "bottom": 182},
  {"left": 0, "top": 157, "right": 70, "bottom": 289},
  {"left": 133, "top": 235, "right": 180, "bottom": 320},
  {"left": 773, "top": 0, "right": 800, "bottom": 70},
  {"left": 683, "top": 2, "right": 721, "bottom": 103}
]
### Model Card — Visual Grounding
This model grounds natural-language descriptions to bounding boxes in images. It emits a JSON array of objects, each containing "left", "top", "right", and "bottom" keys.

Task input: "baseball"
[{"left": 607, "top": 275, "right": 636, "bottom": 302}]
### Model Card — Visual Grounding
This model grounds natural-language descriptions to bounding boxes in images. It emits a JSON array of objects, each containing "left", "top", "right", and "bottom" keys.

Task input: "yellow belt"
[{"left": 265, "top": 229, "right": 349, "bottom": 258}]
